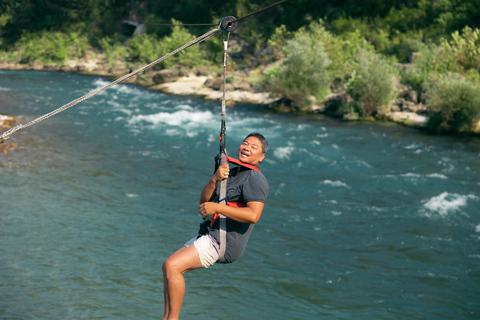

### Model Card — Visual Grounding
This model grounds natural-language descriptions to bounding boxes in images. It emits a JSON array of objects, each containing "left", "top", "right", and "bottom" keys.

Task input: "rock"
[
  {"left": 394, "top": 77, "right": 411, "bottom": 98},
  {"left": 152, "top": 69, "right": 179, "bottom": 84},
  {"left": 234, "top": 79, "right": 254, "bottom": 92},
  {"left": 392, "top": 99, "right": 404, "bottom": 112},
  {"left": 43, "top": 63, "right": 58, "bottom": 71},
  {"left": 406, "top": 90, "right": 418, "bottom": 103},
  {"left": 30, "top": 60, "right": 44, "bottom": 70},
  {"left": 386, "top": 111, "right": 427, "bottom": 127},
  {"left": 322, "top": 92, "right": 354, "bottom": 116},
  {"left": 109, "top": 62, "right": 129, "bottom": 75},
  {"left": 151, "top": 76, "right": 208, "bottom": 94},
  {"left": 0, "top": 115, "right": 16, "bottom": 127},
  {"left": 203, "top": 78, "right": 236, "bottom": 92},
  {"left": 204, "top": 78, "right": 222, "bottom": 90}
]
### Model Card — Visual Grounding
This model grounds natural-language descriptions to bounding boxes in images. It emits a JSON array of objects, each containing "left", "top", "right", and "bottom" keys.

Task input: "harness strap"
[
  {"left": 210, "top": 156, "right": 259, "bottom": 228},
  {"left": 226, "top": 156, "right": 260, "bottom": 172},
  {"left": 210, "top": 201, "right": 246, "bottom": 227}
]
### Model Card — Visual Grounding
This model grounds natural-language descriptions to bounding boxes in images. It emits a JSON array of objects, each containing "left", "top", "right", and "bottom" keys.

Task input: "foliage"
[
  {"left": 126, "top": 33, "right": 161, "bottom": 65},
  {"left": 156, "top": 20, "right": 205, "bottom": 68},
  {"left": 296, "top": 19, "right": 374, "bottom": 79},
  {"left": 203, "top": 34, "right": 224, "bottom": 64},
  {"left": 346, "top": 48, "right": 397, "bottom": 117},
  {"left": 99, "top": 37, "right": 127, "bottom": 65},
  {"left": 14, "top": 31, "right": 90, "bottom": 63},
  {"left": 426, "top": 75, "right": 480, "bottom": 133},
  {"left": 399, "top": 65, "right": 430, "bottom": 91},
  {"left": 400, "top": 26, "right": 480, "bottom": 91},
  {"left": 441, "top": 26, "right": 480, "bottom": 72},
  {"left": 263, "top": 34, "right": 332, "bottom": 107},
  {"left": 267, "top": 25, "right": 292, "bottom": 60}
]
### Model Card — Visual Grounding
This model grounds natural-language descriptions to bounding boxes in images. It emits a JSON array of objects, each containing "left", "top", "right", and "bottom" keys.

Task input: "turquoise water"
[{"left": 1, "top": 70, "right": 479, "bottom": 319}]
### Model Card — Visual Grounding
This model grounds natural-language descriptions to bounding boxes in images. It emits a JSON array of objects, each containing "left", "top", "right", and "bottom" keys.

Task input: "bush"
[
  {"left": 99, "top": 37, "right": 127, "bottom": 65},
  {"left": 126, "top": 33, "right": 161, "bottom": 65},
  {"left": 426, "top": 75, "right": 480, "bottom": 133},
  {"left": 441, "top": 26, "right": 480, "bottom": 73},
  {"left": 346, "top": 48, "right": 396, "bottom": 117},
  {"left": 158, "top": 19, "right": 205, "bottom": 68},
  {"left": 298, "top": 19, "right": 374, "bottom": 79},
  {"left": 15, "top": 31, "right": 90, "bottom": 63},
  {"left": 399, "top": 64, "right": 430, "bottom": 91},
  {"left": 263, "top": 34, "right": 332, "bottom": 107}
]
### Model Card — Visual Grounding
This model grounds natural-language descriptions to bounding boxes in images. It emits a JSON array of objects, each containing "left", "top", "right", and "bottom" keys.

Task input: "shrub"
[
  {"left": 263, "top": 34, "right": 332, "bottom": 107},
  {"left": 267, "top": 25, "right": 292, "bottom": 60},
  {"left": 346, "top": 48, "right": 396, "bottom": 117},
  {"left": 399, "top": 65, "right": 430, "bottom": 91},
  {"left": 68, "top": 32, "right": 91, "bottom": 57},
  {"left": 14, "top": 31, "right": 90, "bottom": 63},
  {"left": 441, "top": 26, "right": 480, "bottom": 73},
  {"left": 411, "top": 27, "right": 480, "bottom": 82},
  {"left": 126, "top": 33, "right": 161, "bottom": 65},
  {"left": 426, "top": 75, "right": 480, "bottom": 133},
  {"left": 99, "top": 37, "right": 127, "bottom": 65},
  {"left": 158, "top": 19, "right": 205, "bottom": 68},
  {"left": 298, "top": 19, "right": 374, "bottom": 79}
]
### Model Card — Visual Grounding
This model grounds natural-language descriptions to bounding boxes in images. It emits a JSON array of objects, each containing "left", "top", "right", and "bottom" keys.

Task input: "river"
[{"left": 1, "top": 70, "right": 479, "bottom": 319}]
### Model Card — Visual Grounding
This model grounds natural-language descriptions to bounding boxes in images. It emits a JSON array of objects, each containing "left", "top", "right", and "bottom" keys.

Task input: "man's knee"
[{"left": 162, "top": 257, "right": 176, "bottom": 276}]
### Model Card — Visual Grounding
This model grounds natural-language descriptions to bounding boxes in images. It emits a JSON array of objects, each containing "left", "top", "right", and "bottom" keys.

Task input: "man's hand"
[
  {"left": 214, "top": 164, "right": 230, "bottom": 183},
  {"left": 199, "top": 202, "right": 220, "bottom": 218}
]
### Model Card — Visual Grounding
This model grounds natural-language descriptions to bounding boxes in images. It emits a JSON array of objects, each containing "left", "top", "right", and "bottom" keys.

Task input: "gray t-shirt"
[{"left": 198, "top": 165, "right": 269, "bottom": 263}]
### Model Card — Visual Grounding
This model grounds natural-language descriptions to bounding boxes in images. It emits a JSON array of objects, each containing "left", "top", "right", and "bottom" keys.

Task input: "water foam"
[
  {"left": 423, "top": 192, "right": 477, "bottom": 216},
  {"left": 274, "top": 146, "right": 295, "bottom": 160},
  {"left": 128, "top": 109, "right": 213, "bottom": 127},
  {"left": 322, "top": 180, "right": 350, "bottom": 189},
  {"left": 93, "top": 78, "right": 145, "bottom": 96}
]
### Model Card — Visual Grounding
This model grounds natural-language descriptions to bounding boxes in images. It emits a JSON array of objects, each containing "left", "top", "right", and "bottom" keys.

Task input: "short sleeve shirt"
[{"left": 198, "top": 165, "right": 269, "bottom": 263}]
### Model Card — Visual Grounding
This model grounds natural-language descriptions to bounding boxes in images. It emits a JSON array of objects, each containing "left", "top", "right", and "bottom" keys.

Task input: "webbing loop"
[{"left": 216, "top": 30, "right": 232, "bottom": 262}]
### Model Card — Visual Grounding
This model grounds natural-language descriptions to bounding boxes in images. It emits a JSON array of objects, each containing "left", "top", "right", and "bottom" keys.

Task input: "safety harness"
[
  {"left": 209, "top": 17, "right": 250, "bottom": 262},
  {"left": 210, "top": 156, "right": 260, "bottom": 262}
]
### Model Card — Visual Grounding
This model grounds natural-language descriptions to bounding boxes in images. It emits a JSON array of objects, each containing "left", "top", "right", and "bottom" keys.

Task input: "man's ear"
[{"left": 259, "top": 153, "right": 266, "bottom": 163}]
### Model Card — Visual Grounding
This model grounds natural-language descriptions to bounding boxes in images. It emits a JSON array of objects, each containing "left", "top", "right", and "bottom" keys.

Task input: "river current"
[{"left": 0, "top": 70, "right": 479, "bottom": 319}]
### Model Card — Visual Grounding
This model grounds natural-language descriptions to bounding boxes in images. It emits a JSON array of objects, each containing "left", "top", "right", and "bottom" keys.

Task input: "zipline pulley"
[{"left": 219, "top": 16, "right": 238, "bottom": 32}]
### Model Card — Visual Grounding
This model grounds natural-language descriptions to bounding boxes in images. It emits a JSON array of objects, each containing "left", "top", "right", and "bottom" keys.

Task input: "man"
[{"left": 162, "top": 132, "right": 269, "bottom": 320}]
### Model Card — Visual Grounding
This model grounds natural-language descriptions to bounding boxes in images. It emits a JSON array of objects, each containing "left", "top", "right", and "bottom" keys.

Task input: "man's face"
[{"left": 238, "top": 136, "right": 265, "bottom": 165}]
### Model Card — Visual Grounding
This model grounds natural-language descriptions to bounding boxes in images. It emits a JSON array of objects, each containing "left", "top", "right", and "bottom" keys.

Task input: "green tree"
[
  {"left": 263, "top": 34, "right": 332, "bottom": 107},
  {"left": 426, "top": 75, "right": 480, "bottom": 133},
  {"left": 346, "top": 48, "right": 397, "bottom": 117}
]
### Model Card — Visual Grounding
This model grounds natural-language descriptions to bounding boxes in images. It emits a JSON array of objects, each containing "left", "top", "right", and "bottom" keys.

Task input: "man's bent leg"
[{"left": 162, "top": 244, "right": 203, "bottom": 320}]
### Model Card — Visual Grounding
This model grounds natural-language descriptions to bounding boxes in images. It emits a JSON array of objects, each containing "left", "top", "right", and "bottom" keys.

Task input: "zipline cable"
[
  {"left": 231, "top": 0, "right": 292, "bottom": 23},
  {"left": 140, "top": 0, "right": 293, "bottom": 27},
  {"left": 0, "top": 27, "right": 220, "bottom": 141},
  {"left": 0, "top": 0, "right": 293, "bottom": 141}
]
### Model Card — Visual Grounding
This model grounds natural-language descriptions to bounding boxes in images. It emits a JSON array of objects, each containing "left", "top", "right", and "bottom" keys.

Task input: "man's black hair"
[{"left": 245, "top": 132, "right": 268, "bottom": 154}]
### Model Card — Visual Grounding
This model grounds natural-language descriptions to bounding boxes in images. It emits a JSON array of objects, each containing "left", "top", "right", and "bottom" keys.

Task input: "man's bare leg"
[{"left": 162, "top": 244, "right": 203, "bottom": 320}]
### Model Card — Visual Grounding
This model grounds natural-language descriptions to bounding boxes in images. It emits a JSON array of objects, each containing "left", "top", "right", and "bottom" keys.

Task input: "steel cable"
[{"left": 0, "top": 27, "right": 220, "bottom": 141}]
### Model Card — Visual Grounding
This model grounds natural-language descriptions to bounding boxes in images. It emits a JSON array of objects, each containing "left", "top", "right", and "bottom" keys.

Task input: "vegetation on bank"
[{"left": 0, "top": 0, "right": 479, "bottom": 134}]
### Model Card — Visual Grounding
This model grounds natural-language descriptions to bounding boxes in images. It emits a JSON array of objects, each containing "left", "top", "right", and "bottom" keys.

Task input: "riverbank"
[
  {"left": 2, "top": 54, "right": 473, "bottom": 135},
  {"left": 0, "top": 115, "right": 19, "bottom": 153}
]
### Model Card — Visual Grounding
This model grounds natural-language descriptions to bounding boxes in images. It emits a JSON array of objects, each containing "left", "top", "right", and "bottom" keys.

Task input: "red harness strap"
[
  {"left": 209, "top": 157, "right": 260, "bottom": 227},
  {"left": 226, "top": 156, "right": 260, "bottom": 172},
  {"left": 210, "top": 202, "right": 246, "bottom": 227}
]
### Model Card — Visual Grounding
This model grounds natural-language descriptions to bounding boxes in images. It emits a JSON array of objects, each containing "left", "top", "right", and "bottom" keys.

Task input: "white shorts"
[{"left": 184, "top": 235, "right": 220, "bottom": 268}]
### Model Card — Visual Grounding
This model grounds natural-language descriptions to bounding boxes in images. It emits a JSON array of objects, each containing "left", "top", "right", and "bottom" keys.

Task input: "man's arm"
[
  {"left": 199, "top": 164, "right": 229, "bottom": 204},
  {"left": 199, "top": 201, "right": 264, "bottom": 224}
]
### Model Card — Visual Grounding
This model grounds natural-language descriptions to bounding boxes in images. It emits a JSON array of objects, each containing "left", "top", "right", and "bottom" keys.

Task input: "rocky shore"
[
  {"left": 0, "top": 53, "right": 439, "bottom": 141},
  {"left": 0, "top": 115, "right": 19, "bottom": 153}
]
